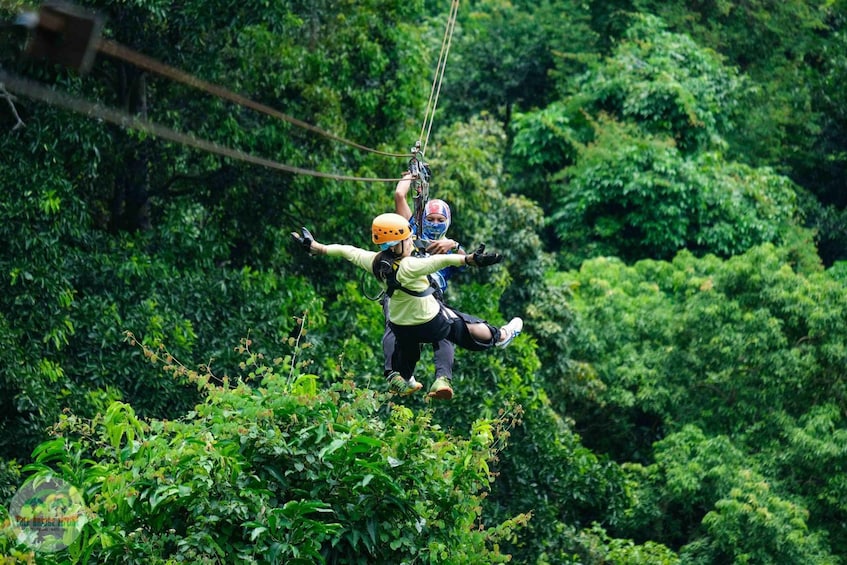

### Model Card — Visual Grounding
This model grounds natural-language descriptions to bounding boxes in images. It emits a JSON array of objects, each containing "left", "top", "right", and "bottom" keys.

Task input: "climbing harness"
[
  {"left": 408, "top": 140, "right": 432, "bottom": 257},
  {"left": 373, "top": 254, "right": 437, "bottom": 299}
]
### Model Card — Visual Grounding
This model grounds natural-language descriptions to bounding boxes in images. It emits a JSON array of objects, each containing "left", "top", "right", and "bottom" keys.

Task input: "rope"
[
  {"left": 97, "top": 39, "right": 410, "bottom": 159},
  {"left": 4, "top": 2, "right": 463, "bottom": 180},
  {"left": 408, "top": 0, "right": 458, "bottom": 257},
  {"left": 419, "top": 0, "right": 459, "bottom": 157},
  {"left": 0, "top": 69, "right": 401, "bottom": 183}
]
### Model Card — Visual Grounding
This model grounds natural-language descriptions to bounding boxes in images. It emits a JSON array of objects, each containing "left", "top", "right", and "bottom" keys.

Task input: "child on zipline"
[
  {"left": 292, "top": 213, "right": 523, "bottom": 399},
  {"left": 381, "top": 171, "right": 465, "bottom": 399}
]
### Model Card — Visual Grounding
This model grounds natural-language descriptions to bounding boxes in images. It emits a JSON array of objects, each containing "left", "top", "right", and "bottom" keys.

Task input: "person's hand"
[
  {"left": 395, "top": 171, "right": 414, "bottom": 197},
  {"left": 291, "top": 227, "right": 315, "bottom": 254},
  {"left": 467, "top": 244, "right": 502, "bottom": 267},
  {"left": 425, "top": 238, "right": 459, "bottom": 255}
]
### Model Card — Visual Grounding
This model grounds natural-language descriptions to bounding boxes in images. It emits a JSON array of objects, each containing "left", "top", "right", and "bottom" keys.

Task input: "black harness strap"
[
  {"left": 387, "top": 279, "right": 436, "bottom": 298},
  {"left": 373, "top": 254, "right": 436, "bottom": 298}
]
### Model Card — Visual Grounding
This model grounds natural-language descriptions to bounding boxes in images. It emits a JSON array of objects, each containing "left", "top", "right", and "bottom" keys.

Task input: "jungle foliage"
[{"left": 1, "top": 0, "right": 846, "bottom": 563}]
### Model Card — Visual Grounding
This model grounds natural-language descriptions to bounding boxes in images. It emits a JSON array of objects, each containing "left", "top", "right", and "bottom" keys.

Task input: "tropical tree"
[
  {"left": 551, "top": 120, "right": 800, "bottom": 265},
  {"left": 508, "top": 14, "right": 800, "bottom": 265},
  {"left": 0, "top": 0, "right": 429, "bottom": 468},
  {"left": 628, "top": 0, "right": 847, "bottom": 265},
  {"left": 438, "top": 0, "right": 598, "bottom": 128},
  {"left": 568, "top": 14, "right": 744, "bottom": 154},
  {"left": 555, "top": 241, "right": 847, "bottom": 557},
  {"left": 623, "top": 426, "right": 838, "bottom": 563}
]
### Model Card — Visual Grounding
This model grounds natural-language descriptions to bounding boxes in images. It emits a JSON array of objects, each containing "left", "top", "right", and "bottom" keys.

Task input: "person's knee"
[{"left": 455, "top": 322, "right": 496, "bottom": 350}]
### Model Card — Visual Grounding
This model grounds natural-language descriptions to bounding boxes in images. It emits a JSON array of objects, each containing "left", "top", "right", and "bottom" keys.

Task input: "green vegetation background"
[{"left": 1, "top": 0, "right": 846, "bottom": 563}]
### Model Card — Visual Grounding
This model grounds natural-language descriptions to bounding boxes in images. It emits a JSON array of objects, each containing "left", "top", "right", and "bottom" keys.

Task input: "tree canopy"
[{"left": 1, "top": 1, "right": 847, "bottom": 563}]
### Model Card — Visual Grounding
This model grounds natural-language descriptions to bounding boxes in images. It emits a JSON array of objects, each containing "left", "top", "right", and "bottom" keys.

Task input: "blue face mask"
[{"left": 422, "top": 220, "right": 448, "bottom": 240}]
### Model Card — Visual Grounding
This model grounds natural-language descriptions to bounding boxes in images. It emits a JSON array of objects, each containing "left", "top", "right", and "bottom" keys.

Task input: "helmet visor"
[{"left": 379, "top": 240, "right": 403, "bottom": 251}]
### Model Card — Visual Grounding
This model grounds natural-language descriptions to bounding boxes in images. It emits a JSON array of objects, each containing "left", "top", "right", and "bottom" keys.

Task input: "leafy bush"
[
  {"left": 0, "top": 339, "right": 529, "bottom": 564},
  {"left": 623, "top": 426, "right": 837, "bottom": 564}
]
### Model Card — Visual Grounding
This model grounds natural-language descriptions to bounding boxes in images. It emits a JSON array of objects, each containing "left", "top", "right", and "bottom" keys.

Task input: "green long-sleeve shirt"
[{"left": 324, "top": 244, "right": 465, "bottom": 326}]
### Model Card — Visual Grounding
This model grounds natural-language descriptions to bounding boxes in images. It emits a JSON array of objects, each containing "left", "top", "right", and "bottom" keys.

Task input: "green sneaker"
[
  {"left": 428, "top": 376, "right": 454, "bottom": 400},
  {"left": 389, "top": 373, "right": 423, "bottom": 395}
]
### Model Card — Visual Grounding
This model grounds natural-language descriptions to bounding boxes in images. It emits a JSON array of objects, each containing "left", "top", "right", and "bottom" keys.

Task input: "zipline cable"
[
  {"left": 96, "top": 39, "right": 411, "bottom": 159},
  {"left": 3, "top": 1, "right": 462, "bottom": 180},
  {"left": 418, "top": 0, "right": 459, "bottom": 157},
  {"left": 4, "top": 1, "right": 412, "bottom": 159},
  {"left": 0, "top": 68, "right": 401, "bottom": 183}
]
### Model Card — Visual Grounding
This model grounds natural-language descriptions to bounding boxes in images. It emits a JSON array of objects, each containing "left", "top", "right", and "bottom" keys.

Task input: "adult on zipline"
[
  {"left": 381, "top": 171, "right": 465, "bottom": 399},
  {"left": 292, "top": 215, "right": 523, "bottom": 399}
]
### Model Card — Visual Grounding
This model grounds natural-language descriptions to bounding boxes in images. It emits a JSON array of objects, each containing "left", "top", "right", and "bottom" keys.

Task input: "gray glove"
[{"left": 291, "top": 227, "right": 315, "bottom": 253}]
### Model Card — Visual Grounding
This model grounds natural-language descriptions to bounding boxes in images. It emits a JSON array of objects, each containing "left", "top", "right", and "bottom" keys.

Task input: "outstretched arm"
[
  {"left": 291, "top": 227, "right": 378, "bottom": 271},
  {"left": 394, "top": 171, "right": 414, "bottom": 220},
  {"left": 396, "top": 245, "right": 501, "bottom": 284}
]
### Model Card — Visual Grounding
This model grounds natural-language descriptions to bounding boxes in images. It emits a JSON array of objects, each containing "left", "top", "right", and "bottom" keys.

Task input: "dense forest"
[{"left": 1, "top": 0, "right": 846, "bottom": 563}]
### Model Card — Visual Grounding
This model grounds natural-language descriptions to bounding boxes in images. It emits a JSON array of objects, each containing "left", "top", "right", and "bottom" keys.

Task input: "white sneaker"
[{"left": 496, "top": 317, "right": 523, "bottom": 348}]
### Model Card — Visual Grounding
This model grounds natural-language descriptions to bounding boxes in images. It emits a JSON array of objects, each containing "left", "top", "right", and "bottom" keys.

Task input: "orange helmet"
[{"left": 372, "top": 213, "right": 412, "bottom": 249}]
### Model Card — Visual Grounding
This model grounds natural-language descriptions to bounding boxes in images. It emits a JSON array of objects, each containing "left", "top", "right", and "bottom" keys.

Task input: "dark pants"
[
  {"left": 387, "top": 306, "right": 499, "bottom": 381},
  {"left": 382, "top": 295, "right": 454, "bottom": 380},
  {"left": 384, "top": 325, "right": 454, "bottom": 380}
]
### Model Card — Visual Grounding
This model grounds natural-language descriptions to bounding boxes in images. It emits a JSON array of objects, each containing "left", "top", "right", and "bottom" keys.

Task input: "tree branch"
[{"left": 0, "top": 83, "right": 25, "bottom": 130}]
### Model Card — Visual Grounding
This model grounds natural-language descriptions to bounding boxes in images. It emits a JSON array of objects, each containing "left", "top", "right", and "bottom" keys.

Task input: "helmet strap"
[{"left": 392, "top": 240, "right": 407, "bottom": 256}]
